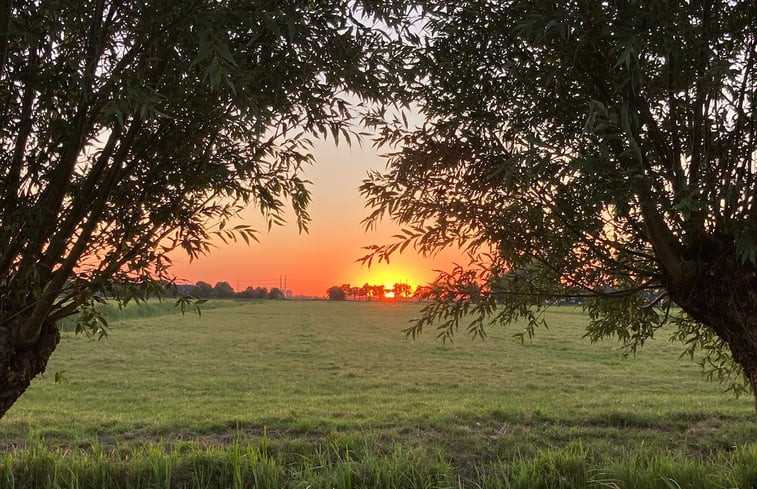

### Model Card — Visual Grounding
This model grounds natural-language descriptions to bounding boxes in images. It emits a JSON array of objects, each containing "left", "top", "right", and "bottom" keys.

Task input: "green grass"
[
  {"left": 1, "top": 439, "right": 755, "bottom": 489},
  {"left": 1, "top": 300, "right": 755, "bottom": 488}
]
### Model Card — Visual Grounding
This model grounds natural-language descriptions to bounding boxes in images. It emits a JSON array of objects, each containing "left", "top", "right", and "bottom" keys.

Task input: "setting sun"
[
  {"left": 348, "top": 267, "right": 428, "bottom": 295},
  {"left": 167, "top": 139, "right": 465, "bottom": 297}
]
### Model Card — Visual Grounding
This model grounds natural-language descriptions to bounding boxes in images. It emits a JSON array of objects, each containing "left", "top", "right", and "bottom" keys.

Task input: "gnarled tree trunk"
[
  {"left": 718, "top": 316, "right": 757, "bottom": 412},
  {"left": 0, "top": 321, "right": 60, "bottom": 419},
  {"left": 705, "top": 312, "right": 757, "bottom": 412},
  {"left": 670, "top": 259, "right": 757, "bottom": 412}
]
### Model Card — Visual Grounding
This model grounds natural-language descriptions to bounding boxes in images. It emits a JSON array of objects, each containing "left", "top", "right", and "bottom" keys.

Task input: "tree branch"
[
  {"left": 3, "top": 48, "right": 37, "bottom": 212},
  {"left": 16, "top": 117, "right": 143, "bottom": 346},
  {"left": 638, "top": 192, "right": 684, "bottom": 285},
  {"left": 0, "top": 0, "right": 10, "bottom": 80}
]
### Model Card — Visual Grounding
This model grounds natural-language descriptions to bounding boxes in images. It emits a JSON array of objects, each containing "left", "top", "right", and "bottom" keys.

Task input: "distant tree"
[
  {"left": 236, "top": 286, "right": 256, "bottom": 299},
  {"left": 361, "top": 1, "right": 757, "bottom": 407},
  {"left": 327, "top": 286, "right": 346, "bottom": 301},
  {"left": 371, "top": 285, "right": 386, "bottom": 301},
  {"left": 268, "top": 287, "right": 285, "bottom": 300},
  {"left": 392, "top": 283, "right": 412, "bottom": 300},
  {"left": 412, "top": 285, "right": 432, "bottom": 302},
  {"left": 361, "top": 283, "right": 371, "bottom": 300},
  {"left": 212, "top": 281, "right": 235, "bottom": 298},
  {"left": 177, "top": 284, "right": 199, "bottom": 296},
  {"left": 341, "top": 283, "right": 352, "bottom": 300},
  {"left": 351, "top": 286, "right": 363, "bottom": 301},
  {"left": 0, "top": 1, "right": 407, "bottom": 418},
  {"left": 194, "top": 281, "right": 214, "bottom": 298},
  {"left": 254, "top": 287, "right": 269, "bottom": 299}
]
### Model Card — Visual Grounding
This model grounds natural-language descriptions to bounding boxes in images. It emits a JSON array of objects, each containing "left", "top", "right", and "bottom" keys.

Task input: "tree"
[
  {"left": 0, "top": 1, "right": 405, "bottom": 418},
  {"left": 212, "top": 281, "right": 235, "bottom": 298},
  {"left": 267, "top": 287, "right": 285, "bottom": 300},
  {"left": 361, "top": 1, "right": 757, "bottom": 408},
  {"left": 351, "top": 286, "right": 363, "bottom": 300},
  {"left": 194, "top": 281, "right": 214, "bottom": 298},
  {"left": 341, "top": 283, "right": 353, "bottom": 300},
  {"left": 236, "top": 286, "right": 257, "bottom": 299},
  {"left": 392, "top": 282, "right": 412, "bottom": 300},
  {"left": 412, "top": 285, "right": 432, "bottom": 301},
  {"left": 371, "top": 284, "right": 386, "bottom": 301},
  {"left": 327, "top": 286, "right": 346, "bottom": 301}
]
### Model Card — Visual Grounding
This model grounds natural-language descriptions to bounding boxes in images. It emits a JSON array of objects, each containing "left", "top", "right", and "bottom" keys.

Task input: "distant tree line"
[
  {"left": 182, "top": 281, "right": 288, "bottom": 300},
  {"left": 326, "top": 283, "right": 432, "bottom": 301},
  {"left": 326, "top": 281, "right": 599, "bottom": 306}
]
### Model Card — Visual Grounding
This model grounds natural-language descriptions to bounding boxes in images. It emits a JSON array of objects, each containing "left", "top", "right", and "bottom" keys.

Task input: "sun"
[{"left": 349, "top": 267, "right": 428, "bottom": 300}]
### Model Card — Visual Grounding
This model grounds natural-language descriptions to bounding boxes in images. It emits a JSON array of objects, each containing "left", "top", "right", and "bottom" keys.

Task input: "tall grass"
[
  {"left": 1, "top": 437, "right": 755, "bottom": 489},
  {"left": 56, "top": 298, "right": 241, "bottom": 331}
]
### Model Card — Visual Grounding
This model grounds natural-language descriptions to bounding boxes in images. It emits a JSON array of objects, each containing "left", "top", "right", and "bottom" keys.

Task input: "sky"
[{"left": 168, "top": 138, "right": 465, "bottom": 297}]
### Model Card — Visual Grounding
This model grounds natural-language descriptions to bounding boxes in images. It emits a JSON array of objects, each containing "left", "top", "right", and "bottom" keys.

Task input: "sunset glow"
[{"left": 169, "top": 140, "right": 464, "bottom": 297}]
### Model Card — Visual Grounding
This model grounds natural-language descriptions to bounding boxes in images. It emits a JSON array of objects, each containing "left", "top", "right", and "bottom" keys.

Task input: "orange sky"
[{"left": 168, "top": 139, "right": 464, "bottom": 297}]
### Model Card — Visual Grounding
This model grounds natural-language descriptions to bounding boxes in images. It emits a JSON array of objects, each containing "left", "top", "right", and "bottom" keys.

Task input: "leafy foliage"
[
  {"left": 0, "top": 1, "right": 411, "bottom": 416},
  {"left": 361, "top": 0, "right": 756, "bottom": 397},
  {"left": 327, "top": 285, "right": 347, "bottom": 301},
  {"left": 0, "top": 1, "right": 404, "bottom": 339}
]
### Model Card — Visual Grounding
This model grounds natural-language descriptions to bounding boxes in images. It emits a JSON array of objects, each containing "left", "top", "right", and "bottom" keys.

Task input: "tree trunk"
[
  {"left": 670, "top": 262, "right": 757, "bottom": 412},
  {"left": 743, "top": 356, "right": 757, "bottom": 413},
  {"left": 0, "top": 321, "right": 60, "bottom": 419},
  {"left": 720, "top": 316, "right": 757, "bottom": 413}
]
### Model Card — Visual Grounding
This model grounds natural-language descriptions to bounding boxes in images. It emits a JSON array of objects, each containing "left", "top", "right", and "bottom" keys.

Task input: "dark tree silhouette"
[
  {"left": 268, "top": 287, "right": 285, "bottom": 300},
  {"left": 362, "top": 0, "right": 757, "bottom": 408},
  {"left": 194, "top": 281, "right": 214, "bottom": 299},
  {"left": 0, "top": 1, "right": 407, "bottom": 418},
  {"left": 212, "top": 282, "right": 235, "bottom": 298},
  {"left": 327, "top": 286, "right": 346, "bottom": 301}
]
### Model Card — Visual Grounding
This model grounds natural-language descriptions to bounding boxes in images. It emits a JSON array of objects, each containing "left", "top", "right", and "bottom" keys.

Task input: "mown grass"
[{"left": 1, "top": 300, "right": 755, "bottom": 488}]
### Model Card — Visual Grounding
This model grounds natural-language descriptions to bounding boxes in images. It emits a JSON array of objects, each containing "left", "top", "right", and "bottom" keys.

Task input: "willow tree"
[
  {"left": 0, "top": 0, "right": 404, "bottom": 418},
  {"left": 361, "top": 1, "right": 757, "bottom": 407}
]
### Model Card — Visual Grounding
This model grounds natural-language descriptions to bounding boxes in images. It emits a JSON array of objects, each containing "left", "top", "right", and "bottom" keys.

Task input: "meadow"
[{"left": 0, "top": 300, "right": 755, "bottom": 488}]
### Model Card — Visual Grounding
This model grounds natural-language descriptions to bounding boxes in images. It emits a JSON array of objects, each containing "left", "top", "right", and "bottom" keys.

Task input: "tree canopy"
[
  {"left": 327, "top": 286, "right": 346, "bottom": 301},
  {"left": 0, "top": 0, "right": 406, "bottom": 418},
  {"left": 361, "top": 0, "right": 757, "bottom": 407}
]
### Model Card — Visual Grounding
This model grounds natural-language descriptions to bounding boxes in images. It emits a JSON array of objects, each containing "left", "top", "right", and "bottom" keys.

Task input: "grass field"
[{"left": 1, "top": 300, "right": 755, "bottom": 488}]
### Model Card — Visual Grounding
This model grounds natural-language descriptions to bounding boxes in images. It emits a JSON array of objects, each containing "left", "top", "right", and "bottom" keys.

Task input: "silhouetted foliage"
[
  {"left": 212, "top": 282, "right": 235, "bottom": 298},
  {"left": 326, "top": 286, "right": 346, "bottom": 301},
  {"left": 362, "top": 0, "right": 757, "bottom": 408},
  {"left": 0, "top": 0, "right": 409, "bottom": 418},
  {"left": 268, "top": 287, "right": 285, "bottom": 300},
  {"left": 190, "top": 281, "right": 211, "bottom": 298}
]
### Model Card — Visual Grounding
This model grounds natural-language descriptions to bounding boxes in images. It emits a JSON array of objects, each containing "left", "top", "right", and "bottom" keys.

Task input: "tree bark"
[
  {"left": 669, "top": 259, "right": 757, "bottom": 412},
  {"left": 718, "top": 314, "right": 757, "bottom": 412},
  {"left": 0, "top": 321, "right": 60, "bottom": 419}
]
